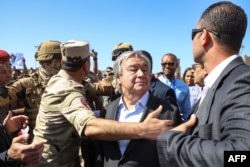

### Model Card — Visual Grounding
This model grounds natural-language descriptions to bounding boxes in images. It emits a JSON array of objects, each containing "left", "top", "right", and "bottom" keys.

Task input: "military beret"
[{"left": 0, "top": 50, "right": 10, "bottom": 62}]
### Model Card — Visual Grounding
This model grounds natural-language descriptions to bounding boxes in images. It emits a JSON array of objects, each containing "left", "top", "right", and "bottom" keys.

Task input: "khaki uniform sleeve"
[{"left": 61, "top": 96, "right": 96, "bottom": 136}]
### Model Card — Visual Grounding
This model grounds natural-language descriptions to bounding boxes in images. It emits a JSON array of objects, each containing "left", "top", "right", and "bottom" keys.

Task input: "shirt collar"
[
  {"left": 205, "top": 54, "right": 239, "bottom": 88},
  {"left": 118, "top": 91, "right": 150, "bottom": 109}
]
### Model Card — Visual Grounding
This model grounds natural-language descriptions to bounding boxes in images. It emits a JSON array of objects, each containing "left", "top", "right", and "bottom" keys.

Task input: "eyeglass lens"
[{"left": 161, "top": 62, "right": 174, "bottom": 67}]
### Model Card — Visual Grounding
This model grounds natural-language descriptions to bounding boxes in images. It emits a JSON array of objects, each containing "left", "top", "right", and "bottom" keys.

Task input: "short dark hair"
[
  {"left": 61, "top": 57, "right": 89, "bottom": 72},
  {"left": 199, "top": 1, "right": 247, "bottom": 52}
]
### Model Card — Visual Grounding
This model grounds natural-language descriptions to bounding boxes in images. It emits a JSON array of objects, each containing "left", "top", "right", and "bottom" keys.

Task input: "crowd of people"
[{"left": 0, "top": 1, "right": 250, "bottom": 167}]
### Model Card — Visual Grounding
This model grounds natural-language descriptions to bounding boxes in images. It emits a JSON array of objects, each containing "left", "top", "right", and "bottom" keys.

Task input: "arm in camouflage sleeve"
[
  {"left": 94, "top": 80, "right": 115, "bottom": 96},
  {"left": 0, "top": 77, "right": 30, "bottom": 107},
  {"left": 84, "top": 80, "right": 115, "bottom": 98},
  {"left": 21, "top": 57, "right": 29, "bottom": 75}
]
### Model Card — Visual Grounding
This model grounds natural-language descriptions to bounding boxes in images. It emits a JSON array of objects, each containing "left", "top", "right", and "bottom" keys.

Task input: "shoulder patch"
[{"left": 81, "top": 99, "right": 91, "bottom": 110}]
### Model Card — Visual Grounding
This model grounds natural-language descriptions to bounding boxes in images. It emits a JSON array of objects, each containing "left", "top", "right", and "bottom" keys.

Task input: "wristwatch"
[{"left": 5, "top": 152, "right": 15, "bottom": 162}]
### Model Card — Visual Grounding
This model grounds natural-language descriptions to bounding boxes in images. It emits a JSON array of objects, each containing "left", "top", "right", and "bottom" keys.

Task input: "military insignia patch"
[{"left": 81, "top": 99, "right": 91, "bottom": 110}]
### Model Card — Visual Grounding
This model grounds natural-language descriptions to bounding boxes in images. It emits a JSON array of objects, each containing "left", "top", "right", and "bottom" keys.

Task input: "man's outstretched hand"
[
  {"left": 7, "top": 134, "right": 44, "bottom": 165},
  {"left": 170, "top": 114, "right": 197, "bottom": 133},
  {"left": 141, "top": 105, "right": 173, "bottom": 140}
]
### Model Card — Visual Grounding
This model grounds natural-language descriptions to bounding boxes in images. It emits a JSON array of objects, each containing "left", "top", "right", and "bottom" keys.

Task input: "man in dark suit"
[
  {"left": 140, "top": 50, "right": 178, "bottom": 108},
  {"left": 95, "top": 50, "right": 182, "bottom": 167},
  {"left": 157, "top": 1, "right": 250, "bottom": 167},
  {"left": 0, "top": 111, "right": 44, "bottom": 167}
]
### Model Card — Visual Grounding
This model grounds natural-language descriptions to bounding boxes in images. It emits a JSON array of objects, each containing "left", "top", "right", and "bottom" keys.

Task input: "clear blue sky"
[{"left": 1, "top": 0, "right": 249, "bottom": 74}]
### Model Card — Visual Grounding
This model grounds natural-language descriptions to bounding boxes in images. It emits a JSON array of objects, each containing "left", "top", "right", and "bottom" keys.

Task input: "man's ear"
[
  {"left": 83, "top": 59, "right": 90, "bottom": 71},
  {"left": 116, "top": 76, "right": 122, "bottom": 84},
  {"left": 202, "top": 29, "right": 212, "bottom": 46}
]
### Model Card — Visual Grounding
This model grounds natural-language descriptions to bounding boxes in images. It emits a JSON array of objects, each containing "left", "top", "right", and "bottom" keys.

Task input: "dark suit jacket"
[
  {"left": 157, "top": 57, "right": 250, "bottom": 167},
  {"left": 0, "top": 124, "right": 18, "bottom": 167},
  {"left": 95, "top": 93, "right": 182, "bottom": 167},
  {"left": 149, "top": 76, "right": 178, "bottom": 107}
]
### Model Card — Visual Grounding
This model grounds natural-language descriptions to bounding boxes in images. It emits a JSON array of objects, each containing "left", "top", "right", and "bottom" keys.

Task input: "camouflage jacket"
[{"left": 0, "top": 67, "right": 51, "bottom": 141}]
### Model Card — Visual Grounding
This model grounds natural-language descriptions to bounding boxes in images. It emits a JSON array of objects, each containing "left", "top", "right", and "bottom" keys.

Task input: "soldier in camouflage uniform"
[
  {"left": 30, "top": 40, "right": 172, "bottom": 167},
  {"left": 0, "top": 40, "right": 62, "bottom": 143}
]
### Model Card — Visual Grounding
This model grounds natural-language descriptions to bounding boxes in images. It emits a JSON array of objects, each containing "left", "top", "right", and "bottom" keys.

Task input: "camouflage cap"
[
  {"left": 112, "top": 42, "right": 133, "bottom": 61},
  {"left": 35, "top": 40, "right": 61, "bottom": 61},
  {"left": 0, "top": 50, "right": 10, "bottom": 62},
  {"left": 61, "top": 40, "right": 90, "bottom": 64}
]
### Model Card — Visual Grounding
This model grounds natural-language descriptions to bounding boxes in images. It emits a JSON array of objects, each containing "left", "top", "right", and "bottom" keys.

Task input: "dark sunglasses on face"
[
  {"left": 191, "top": 28, "right": 219, "bottom": 40},
  {"left": 161, "top": 62, "right": 174, "bottom": 67},
  {"left": 192, "top": 63, "right": 203, "bottom": 70}
]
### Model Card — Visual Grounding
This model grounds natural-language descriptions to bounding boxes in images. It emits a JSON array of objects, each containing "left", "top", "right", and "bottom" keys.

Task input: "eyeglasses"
[
  {"left": 191, "top": 63, "right": 203, "bottom": 70},
  {"left": 191, "top": 28, "right": 219, "bottom": 40},
  {"left": 161, "top": 62, "right": 174, "bottom": 67}
]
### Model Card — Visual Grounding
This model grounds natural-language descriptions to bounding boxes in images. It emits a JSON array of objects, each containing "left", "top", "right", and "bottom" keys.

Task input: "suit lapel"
[
  {"left": 195, "top": 87, "right": 214, "bottom": 125},
  {"left": 104, "top": 97, "right": 120, "bottom": 120},
  {"left": 139, "top": 95, "right": 155, "bottom": 122},
  {"left": 103, "top": 98, "right": 123, "bottom": 157}
]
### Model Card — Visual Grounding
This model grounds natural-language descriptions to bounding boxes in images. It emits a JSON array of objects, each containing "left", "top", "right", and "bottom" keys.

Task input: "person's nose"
[{"left": 137, "top": 69, "right": 145, "bottom": 76}]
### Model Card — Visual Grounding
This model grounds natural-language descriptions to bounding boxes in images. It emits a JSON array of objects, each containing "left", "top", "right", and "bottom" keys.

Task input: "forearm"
[
  {"left": 11, "top": 108, "right": 25, "bottom": 115},
  {"left": 93, "top": 59, "right": 98, "bottom": 74},
  {"left": 84, "top": 118, "right": 144, "bottom": 140},
  {"left": 0, "top": 81, "right": 25, "bottom": 107},
  {"left": 22, "top": 63, "right": 28, "bottom": 75}
]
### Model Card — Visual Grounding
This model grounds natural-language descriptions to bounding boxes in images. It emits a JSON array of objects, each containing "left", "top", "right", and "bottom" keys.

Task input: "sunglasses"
[
  {"left": 161, "top": 62, "right": 175, "bottom": 67},
  {"left": 191, "top": 63, "right": 203, "bottom": 70},
  {"left": 192, "top": 28, "right": 219, "bottom": 40}
]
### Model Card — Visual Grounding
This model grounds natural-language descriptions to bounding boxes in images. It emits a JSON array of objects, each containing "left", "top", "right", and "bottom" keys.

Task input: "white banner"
[{"left": 10, "top": 53, "right": 24, "bottom": 69}]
